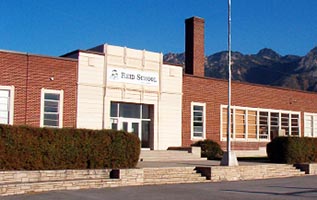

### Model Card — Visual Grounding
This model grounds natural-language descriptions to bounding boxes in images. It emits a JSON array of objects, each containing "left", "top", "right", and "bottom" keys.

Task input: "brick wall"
[
  {"left": 0, "top": 51, "right": 78, "bottom": 127},
  {"left": 0, "top": 51, "right": 28, "bottom": 124},
  {"left": 182, "top": 74, "right": 317, "bottom": 150}
]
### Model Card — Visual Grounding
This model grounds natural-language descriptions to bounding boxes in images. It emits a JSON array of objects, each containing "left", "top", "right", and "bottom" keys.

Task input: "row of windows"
[
  {"left": 191, "top": 102, "right": 317, "bottom": 140},
  {"left": 221, "top": 106, "right": 300, "bottom": 141},
  {"left": 0, "top": 86, "right": 63, "bottom": 128}
]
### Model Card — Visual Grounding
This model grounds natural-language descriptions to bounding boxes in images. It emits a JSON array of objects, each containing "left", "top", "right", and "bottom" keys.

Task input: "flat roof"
[{"left": 0, "top": 49, "right": 78, "bottom": 62}]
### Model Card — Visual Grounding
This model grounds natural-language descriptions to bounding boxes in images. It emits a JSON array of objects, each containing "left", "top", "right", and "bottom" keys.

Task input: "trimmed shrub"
[
  {"left": 192, "top": 139, "right": 223, "bottom": 160},
  {"left": 267, "top": 137, "right": 317, "bottom": 164},
  {"left": 0, "top": 125, "right": 140, "bottom": 170}
]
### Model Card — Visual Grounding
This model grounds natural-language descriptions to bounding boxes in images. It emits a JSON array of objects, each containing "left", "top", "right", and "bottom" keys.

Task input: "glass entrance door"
[
  {"left": 110, "top": 102, "right": 152, "bottom": 149},
  {"left": 120, "top": 119, "right": 140, "bottom": 138},
  {"left": 118, "top": 119, "right": 150, "bottom": 149}
]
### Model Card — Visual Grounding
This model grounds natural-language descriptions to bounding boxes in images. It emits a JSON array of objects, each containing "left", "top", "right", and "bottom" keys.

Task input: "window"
[
  {"left": 220, "top": 105, "right": 300, "bottom": 141},
  {"left": 221, "top": 107, "right": 233, "bottom": 139},
  {"left": 281, "top": 113, "right": 289, "bottom": 135},
  {"left": 258, "top": 111, "right": 270, "bottom": 139},
  {"left": 304, "top": 113, "right": 317, "bottom": 137},
  {"left": 247, "top": 110, "right": 257, "bottom": 139},
  {"left": 110, "top": 102, "right": 152, "bottom": 131},
  {"left": 110, "top": 102, "right": 151, "bottom": 119},
  {"left": 41, "top": 89, "right": 63, "bottom": 128},
  {"left": 0, "top": 86, "right": 14, "bottom": 125},
  {"left": 235, "top": 109, "right": 246, "bottom": 139},
  {"left": 191, "top": 102, "right": 205, "bottom": 139},
  {"left": 291, "top": 114, "right": 300, "bottom": 136},
  {"left": 119, "top": 103, "right": 141, "bottom": 118}
]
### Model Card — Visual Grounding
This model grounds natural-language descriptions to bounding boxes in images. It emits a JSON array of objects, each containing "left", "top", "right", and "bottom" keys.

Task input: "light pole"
[{"left": 220, "top": 0, "right": 239, "bottom": 166}]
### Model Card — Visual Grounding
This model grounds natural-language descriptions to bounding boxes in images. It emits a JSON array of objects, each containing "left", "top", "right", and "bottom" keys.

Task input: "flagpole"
[{"left": 221, "top": 0, "right": 238, "bottom": 166}]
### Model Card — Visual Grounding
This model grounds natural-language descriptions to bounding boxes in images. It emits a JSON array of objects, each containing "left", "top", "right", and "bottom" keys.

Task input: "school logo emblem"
[{"left": 110, "top": 69, "right": 119, "bottom": 80}]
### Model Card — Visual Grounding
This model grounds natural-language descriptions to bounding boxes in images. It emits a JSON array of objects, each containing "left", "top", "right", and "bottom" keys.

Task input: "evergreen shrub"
[
  {"left": 267, "top": 137, "right": 317, "bottom": 164},
  {"left": 192, "top": 139, "right": 223, "bottom": 160},
  {"left": 0, "top": 125, "right": 140, "bottom": 170}
]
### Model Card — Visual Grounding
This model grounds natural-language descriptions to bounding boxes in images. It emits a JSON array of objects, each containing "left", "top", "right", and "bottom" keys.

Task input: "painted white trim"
[
  {"left": 304, "top": 112, "right": 317, "bottom": 137},
  {"left": 191, "top": 102, "right": 206, "bottom": 140},
  {"left": 0, "top": 85, "right": 14, "bottom": 125},
  {"left": 40, "top": 88, "right": 64, "bottom": 128},
  {"left": 220, "top": 104, "right": 301, "bottom": 142}
]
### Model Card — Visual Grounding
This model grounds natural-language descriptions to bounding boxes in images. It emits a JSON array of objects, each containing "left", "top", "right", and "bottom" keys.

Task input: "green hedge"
[
  {"left": 192, "top": 139, "right": 224, "bottom": 160},
  {"left": 267, "top": 137, "right": 317, "bottom": 164},
  {"left": 0, "top": 125, "right": 140, "bottom": 170}
]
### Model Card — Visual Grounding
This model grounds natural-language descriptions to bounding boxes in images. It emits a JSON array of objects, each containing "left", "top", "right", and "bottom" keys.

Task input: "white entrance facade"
[{"left": 73, "top": 44, "right": 183, "bottom": 150}]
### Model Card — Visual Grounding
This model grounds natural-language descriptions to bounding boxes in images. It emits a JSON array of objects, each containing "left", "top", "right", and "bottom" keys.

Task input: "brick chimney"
[{"left": 185, "top": 16, "right": 205, "bottom": 76}]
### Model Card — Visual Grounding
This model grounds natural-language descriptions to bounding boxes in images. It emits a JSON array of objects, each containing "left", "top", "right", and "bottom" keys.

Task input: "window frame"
[
  {"left": 0, "top": 85, "right": 14, "bottom": 125},
  {"left": 40, "top": 88, "right": 64, "bottom": 128},
  {"left": 304, "top": 112, "right": 317, "bottom": 137},
  {"left": 220, "top": 105, "right": 301, "bottom": 142},
  {"left": 191, "top": 102, "right": 206, "bottom": 140}
]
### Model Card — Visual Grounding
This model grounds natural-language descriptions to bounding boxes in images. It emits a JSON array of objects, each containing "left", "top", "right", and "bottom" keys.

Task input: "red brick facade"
[
  {"left": 0, "top": 51, "right": 78, "bottom": 127},
  {"left": 182, "top": 74, "right": 317, "bottom": 150}
]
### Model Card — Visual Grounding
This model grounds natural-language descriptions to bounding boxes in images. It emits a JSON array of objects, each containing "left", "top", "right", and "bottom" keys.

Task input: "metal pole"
[
  {"left": 227, "top": 0, "right": 232, "bottom": 161},
  {"left": 221, "top": 0, "right": 238, "bottom": 166}
]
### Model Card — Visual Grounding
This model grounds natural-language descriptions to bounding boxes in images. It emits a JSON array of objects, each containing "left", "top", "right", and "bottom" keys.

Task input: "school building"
[{"left": 1, "top": 17, "right": 317, "bottom": 153}]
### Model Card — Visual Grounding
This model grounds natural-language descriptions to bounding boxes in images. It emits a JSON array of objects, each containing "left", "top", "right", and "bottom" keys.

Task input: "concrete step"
[
  {"left": 140, "top": 150, "right": 205, "bottom": 161},
  {"left": 203, "top": 164, "right": 305, "bottom": 182},
  {"left": 235, "top": 147, "right": 267, "bottom": 157}
]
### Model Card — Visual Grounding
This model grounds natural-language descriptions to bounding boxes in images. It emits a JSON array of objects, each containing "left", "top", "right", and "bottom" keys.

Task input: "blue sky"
[{"left": 0, "top": 0, "right": 316, "bottom": 56}]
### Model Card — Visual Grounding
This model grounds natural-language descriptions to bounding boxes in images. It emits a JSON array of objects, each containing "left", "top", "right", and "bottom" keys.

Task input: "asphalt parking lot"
[{"left": 3, "top": 175, "right": 317, "bottom": 200}]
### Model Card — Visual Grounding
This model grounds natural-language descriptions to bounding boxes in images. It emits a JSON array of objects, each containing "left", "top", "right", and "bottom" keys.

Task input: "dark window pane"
[
  {"left": 292, "top": 114, "right": 299, "bottom": 118},
  {"left": 194, "top": 116, "right": 203, "bottom": 121},
  {"left": 45, "top": 101, "right": 58, "bottom": 108},
  {"left": 142, "top": 105, "right": 150, "bottom": 119},
  {"left": 142, "top": 121, "right": 150, "bottom": 148},
  {"left": 44, "top": 119, "right": 59, "bottom": 127},
  {"left": 44, "top": 114, "right": 59, "bottom": 120},
  {"left": 45, "top": 93, "right": 60, "bottom": 100},
  {"left": 111, "top": 123, "right": 118, "bottom": 130},
  {"left": 110, "top": 102, "right": 118, "bottom": 117},
  {"left": 194, "top": 105, "right": 203, "bottom": 111},
  {"left": 194, "top": 111, "right": 203, "bottom": 116},
  {"left": 132, "top": 122, "right": 139, "bottom": 137},
  {"left": 122, "top": 122, "right": 128, "bottom": 132},
  {"left": 119, "top": 103, "right": 140, "bottom": 118},
  {"left": 44, "top": 105, "right": 58, "bottom": 112},
  {"left": 194, "top": 132, "right": 203, "bottom": 137}
]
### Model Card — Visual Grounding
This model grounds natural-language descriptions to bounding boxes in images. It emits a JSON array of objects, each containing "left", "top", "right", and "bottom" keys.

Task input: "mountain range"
[{"left": 163, "top": 47, "right": 317, "bottom": 92}]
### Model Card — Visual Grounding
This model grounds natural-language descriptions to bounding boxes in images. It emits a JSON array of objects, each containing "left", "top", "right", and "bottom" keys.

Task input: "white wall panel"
[
  {"left": 77, "top": 85, "right": 104, "bottom": 129},
  {"left": 157, "top": 93, "right": 182, "bottom": 149},
  {"left": 77, "top": 52, "right": 105, "bottom": 129},
  {"left": 77, "top": 52, "right": 104, "bottom": 86}
]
